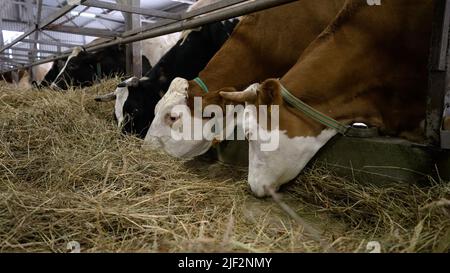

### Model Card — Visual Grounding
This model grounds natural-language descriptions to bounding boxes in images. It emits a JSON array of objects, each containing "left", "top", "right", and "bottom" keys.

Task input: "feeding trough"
[{"left": 213, "top": 136, "right": 450, "bottom": 185}]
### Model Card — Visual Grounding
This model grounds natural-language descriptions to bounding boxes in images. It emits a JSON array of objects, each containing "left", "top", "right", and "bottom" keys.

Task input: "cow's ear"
[{"left": 258, "top": 79, "right": 283, "bottom": 106}]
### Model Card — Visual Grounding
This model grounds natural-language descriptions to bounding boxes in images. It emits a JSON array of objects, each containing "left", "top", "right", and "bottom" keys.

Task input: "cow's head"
[
  {"left": 46, "top": 46, "right": 130, "bottom": 90},
  {"left": 92, "top": 18, "right": 238, "bottom": 139},
  {"left": 95, "top": 76, "right": 161, "bottom": 138},
  {"left": 145, "top": 78, "right": 337, "bottom": 197},
  {"left": 144, "top": 77, "right": 219, "bottom": 158}
]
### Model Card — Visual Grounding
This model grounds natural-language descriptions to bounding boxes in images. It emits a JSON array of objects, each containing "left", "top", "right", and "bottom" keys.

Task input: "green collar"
[
  {"left": 193, "top": 77, "right": 209, "bottom": 93},
  {"left": 280, "top": 83, "right": 378, "bottom": 137},
  {"left": 280, "top": 83, "right": 351, "bottom": 135}
]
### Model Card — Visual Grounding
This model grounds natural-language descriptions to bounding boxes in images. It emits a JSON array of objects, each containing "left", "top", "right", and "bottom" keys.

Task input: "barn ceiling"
[{"left": 0, "top": 0, "right": 198, "bottom": 72}]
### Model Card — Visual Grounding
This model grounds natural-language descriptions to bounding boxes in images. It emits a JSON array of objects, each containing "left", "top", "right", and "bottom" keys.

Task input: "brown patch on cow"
[
  {"left": 1, "top": 69, "right": 29, "bottom": 84},
  {"left": 187, "top": 83, "right": 239, "bottom": 113},
  {"left": 192, "top": 0, "right": 347, "bottom": 94},
  {"left": 314, "top": 0, "right": 365, "bottom": 43},
  {"left": 271, "top": 0, "right": 433, "bottom": 141}
]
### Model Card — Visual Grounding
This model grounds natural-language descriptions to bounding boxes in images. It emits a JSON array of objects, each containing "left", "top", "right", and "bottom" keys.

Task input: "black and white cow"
[
  {"left": 37, "top": 45, "right": 152, "bottom": 90},
  {"left": 94, "top": 19, "right": 240, "bottom": 138},
  {"left": 36, "top": 32, "right": 181, "bottom": 90}
]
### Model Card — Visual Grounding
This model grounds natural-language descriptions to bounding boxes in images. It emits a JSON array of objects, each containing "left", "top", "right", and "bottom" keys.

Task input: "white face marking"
[
  {"left": 114, "top": 87, "right": 129, "bottom": 127},
  {"left": 114, "top": 77, "right": 139, "bottom": 126},
  {"left": 51, "top": 47, "right": 83, "bottom": 87},
  {"left": 144, "top": 77, "right": 212, "bottom": 158},
  {"left": 247, "top": 128, "right": 337, "bottom": 197},
  {"left": 179, "top": 27, "right": 202, "bottom": 45}
]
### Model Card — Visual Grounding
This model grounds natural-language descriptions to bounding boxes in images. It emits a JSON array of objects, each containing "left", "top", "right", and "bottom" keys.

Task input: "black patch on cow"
[
  {"left": 38, "top": 46, "right": 152, "bottom": 90},
  {"left": 121, "top": 79, "right": 161, "bottom": 139}
]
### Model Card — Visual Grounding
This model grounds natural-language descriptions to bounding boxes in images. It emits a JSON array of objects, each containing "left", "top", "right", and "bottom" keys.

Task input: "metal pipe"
[
  {"left": 83, "top": 0, "right": 181, "bottom": 20},
  {"left": 1, "top": 0, "right": 297, "bottom": 73}
]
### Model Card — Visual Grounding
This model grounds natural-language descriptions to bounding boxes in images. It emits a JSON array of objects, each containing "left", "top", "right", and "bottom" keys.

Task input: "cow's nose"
[{"left": 142, "top": 135, "right": 162, "bottom": 151}]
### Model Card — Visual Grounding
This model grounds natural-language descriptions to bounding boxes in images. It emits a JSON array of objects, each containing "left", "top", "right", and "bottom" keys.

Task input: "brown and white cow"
[
  {"left": 146, "top": 0, "right": 434, "bottom": 196},
  {"left": 145, "top": 0, "right": 346, "bottom": 152},
  {"left": 1, "top": 63, "right": 53, "bottom": 89}
]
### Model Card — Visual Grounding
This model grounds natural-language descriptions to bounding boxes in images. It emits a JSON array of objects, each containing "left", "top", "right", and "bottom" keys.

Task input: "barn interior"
[{"left": 0, "top": 0, "right": 449, "bottom": 253}]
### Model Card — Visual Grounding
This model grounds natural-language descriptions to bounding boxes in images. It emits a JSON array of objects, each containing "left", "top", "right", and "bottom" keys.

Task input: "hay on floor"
[{"left": 0, "top": 79, "right": 449, "bottom": 253}]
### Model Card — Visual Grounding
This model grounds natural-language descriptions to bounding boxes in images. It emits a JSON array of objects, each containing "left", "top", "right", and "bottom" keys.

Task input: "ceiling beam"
[
  {"left": 0, "top": 57, "right": 27, "bottom": 65},
  {"left": 45, "top": 24, "right": 119, "bottom": 38},
  {"left": 0, "top": 52, "right": 36, "bottom": 58},
  {"left": 0, "top": 0, "right": 88, "bottom": 54},
  {"left": 83, "top": 0, "right": 181, "bottom": 20},
  {"left": 9, "top": 47, "right": 58, "bottom": 54},
  {"left": 22, "top": 38, "right": 80, "bottom": 48}
]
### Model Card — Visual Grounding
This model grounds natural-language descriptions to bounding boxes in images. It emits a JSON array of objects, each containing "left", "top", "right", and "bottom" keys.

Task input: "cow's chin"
[{"left": 143, "top": 135, "right": 212, "bottom": 159}]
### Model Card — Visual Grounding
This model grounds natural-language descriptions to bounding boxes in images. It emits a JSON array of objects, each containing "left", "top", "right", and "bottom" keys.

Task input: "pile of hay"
[{"left": 0, "top": 79, "right": 449, "bottom": 253}]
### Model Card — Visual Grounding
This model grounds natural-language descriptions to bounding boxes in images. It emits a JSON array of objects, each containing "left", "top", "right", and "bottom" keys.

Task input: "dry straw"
[{"left": 0, "top": 78, "right": 449, "bottom": 253}]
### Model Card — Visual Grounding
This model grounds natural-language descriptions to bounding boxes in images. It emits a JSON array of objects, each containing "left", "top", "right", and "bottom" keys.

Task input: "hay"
[{"left": 0, "top": 79, "right": 449, "bottom": 253}]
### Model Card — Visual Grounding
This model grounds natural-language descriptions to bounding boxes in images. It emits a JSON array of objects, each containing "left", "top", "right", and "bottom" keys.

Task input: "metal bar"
[
  {"left": 0, "top": 52, "right": 42, "bottom": 58},
  {"left": 124, "top": 0, "right": 248, "bottom": 37},
  {"left": 30, "top": 0, "right": 43, "bottom": 81},
  {"left": 0, "top": 57, "right": 27, "bottom": 65},
  {"left": 21, "top": 38, "right": 81, "bottom": 48},
  {"left": 1, "top": 0, "right": 297, "bottom": 73},
  {"left": 180, "top": 0, "right": 248, "bottom": 19},
  {"left": 124, "top": 0, "right": 142, "bottom": 77},
  {"left": 430, "top": 0, "right": 450, "bottom": 71},
  {"left": 45, "top": 24, "right": 119, "bottom": 37},
  {"left": 83, "top": 0, "right": 181, "bottom": 20},
  {"left": 0, "top": 1, "right": 4, "bottom": 48},
  {"left": 40, "top": 31, "right": 60, "bottom": 42},
  {"left": 38, "top": 1, "right": 87, "bottom": 28},
  {"left": 90, "top": 0, "right": 297, "bottom": 50},
  {"left": 0, "top": 0, "right": 87, "bottom": 54},
  {"left": 0, "top": 56, "right": 36, "bottom": 62},
  {"left": 10, "top": 47, "right": 58, "bottom": 54},
  {"left": 425, "top": 0, "right": 450, "bottom": 146}
]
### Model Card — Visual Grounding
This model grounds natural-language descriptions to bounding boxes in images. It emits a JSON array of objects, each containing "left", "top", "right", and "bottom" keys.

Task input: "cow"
[
  {"left": 1, "top": 62, "right": 54, "bottom": 89},
  {"left": 94, "top": 18, "right": 239, "bottom": 138},
  {"left": 31, "top": 63, "right": 53, "bottom": 85},
  {"left": 144, "top": 0, "right": 345, "bottom": 152},
  {"left": 1, "top": 70, "right": 27, "bottom": 84},
  {"left": 37, "top": 45, "right": 153, "bottom": 90},
  {"left": 1, "top": 69, "right": 32, "bottom": 89},
  {"left": 37, "top": 32, "right": 181, "bottom": 90},
  {"left": 94, "top": 0, "right": 239, "bottom": 138},
  {"left": 145, "top": 0, "right": 434, "bottom": 197}
]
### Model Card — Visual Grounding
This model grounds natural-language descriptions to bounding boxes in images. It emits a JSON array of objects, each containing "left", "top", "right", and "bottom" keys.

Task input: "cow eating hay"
[{"left": 0, "top": 80, "right": 449, "bottom": 253}]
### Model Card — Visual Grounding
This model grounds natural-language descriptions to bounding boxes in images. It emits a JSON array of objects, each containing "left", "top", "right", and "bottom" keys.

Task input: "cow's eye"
[{"left": 165, "top": 113, "right": 179, "bottom": 125}]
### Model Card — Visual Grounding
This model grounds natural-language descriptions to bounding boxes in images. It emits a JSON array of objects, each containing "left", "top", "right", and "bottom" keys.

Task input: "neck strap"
[
  {"left": 280, "top": 83, "right": 350, "bottom": 135},
  {"left": 193, "top": 77, "right": 209, "bottom": 93}
]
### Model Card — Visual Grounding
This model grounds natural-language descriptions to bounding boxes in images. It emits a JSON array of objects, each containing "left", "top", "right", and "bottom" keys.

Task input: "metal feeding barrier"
[{"left": 0, "top": 0, "right": 297, "bottom": 74}]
